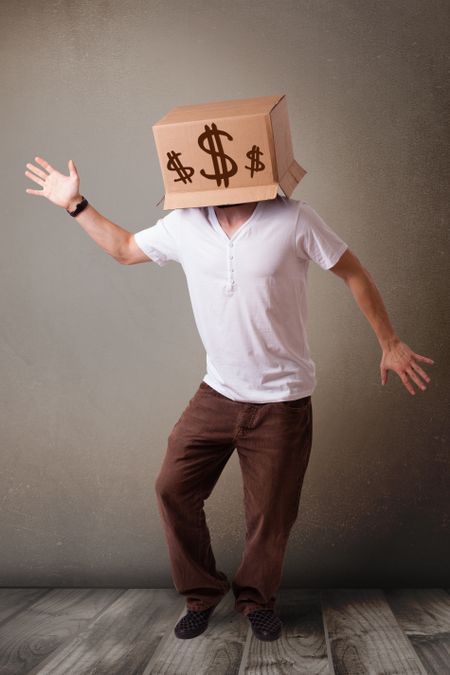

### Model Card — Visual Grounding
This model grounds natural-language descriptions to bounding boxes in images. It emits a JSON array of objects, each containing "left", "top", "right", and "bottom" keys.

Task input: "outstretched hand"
[
  {"left": 25, "top": 156, "right": 80, "bottom": 209},
  {"left": 380, "top": 339, "right": 434, "bottom": 395}
]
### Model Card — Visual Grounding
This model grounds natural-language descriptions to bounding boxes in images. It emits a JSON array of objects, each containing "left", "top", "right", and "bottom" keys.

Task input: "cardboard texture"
[{"left": 152, "top": 94, "right": 307, "bottom": 209}]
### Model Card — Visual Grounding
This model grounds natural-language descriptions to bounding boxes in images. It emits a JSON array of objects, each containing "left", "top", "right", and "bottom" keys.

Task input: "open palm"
[
  {"left": 380, "top": 339, "right": 434, "bottom": 395},
  {"left": 25, "top": 156, "right": 80, "bottom": 209}
]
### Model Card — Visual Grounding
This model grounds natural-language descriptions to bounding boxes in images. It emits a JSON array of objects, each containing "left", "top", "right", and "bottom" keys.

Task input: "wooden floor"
[{"left": 0, "top": 588, "right": 448, "bottom": 674}]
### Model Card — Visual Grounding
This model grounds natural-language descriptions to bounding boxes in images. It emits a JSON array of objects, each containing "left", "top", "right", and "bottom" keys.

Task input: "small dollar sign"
[
  {"left": 166, "top": 150, "right": 195, "bottom": 184},
  {"left": 245, "top": 145, "right": 265, "bottom": 178},
  {"left": 197, "top": 122, "right": 238, "bottom": 187}
]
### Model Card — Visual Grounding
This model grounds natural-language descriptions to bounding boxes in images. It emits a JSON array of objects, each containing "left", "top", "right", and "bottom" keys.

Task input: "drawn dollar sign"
[
  {"left": 197, "top": 122, "right": 238, "bottom": 187},
  {"left": 166, "top": 150, "right": 195, "bottom": 184},
  {"left": 245, "top": 145, "right": 265, "bottom": 178}
]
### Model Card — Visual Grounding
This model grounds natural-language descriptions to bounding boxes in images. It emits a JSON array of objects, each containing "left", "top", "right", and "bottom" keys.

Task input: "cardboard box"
[{"left": 152, "top": 94, "right": 307, "bottom": 209}]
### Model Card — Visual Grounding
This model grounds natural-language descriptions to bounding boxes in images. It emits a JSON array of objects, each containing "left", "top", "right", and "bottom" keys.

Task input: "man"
[{"left": 25, "top": 157, "right": 434, "bottom": 641}]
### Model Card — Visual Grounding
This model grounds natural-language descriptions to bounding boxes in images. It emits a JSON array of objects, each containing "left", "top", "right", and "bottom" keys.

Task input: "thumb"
[
  {"left": 381, "top": 367, "right": 388, "bottom": 385},
  {"left": 68, "top": 159, "right": 78, "bottom": 176}
]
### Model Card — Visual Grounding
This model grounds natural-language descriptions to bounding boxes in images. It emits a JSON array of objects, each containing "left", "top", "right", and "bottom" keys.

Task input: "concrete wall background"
[{"left": 1, "top": 0, "right": 448, "bottom": 586}]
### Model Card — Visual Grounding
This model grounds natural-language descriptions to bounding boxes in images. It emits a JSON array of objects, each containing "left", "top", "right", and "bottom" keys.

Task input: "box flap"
[
  {"left": 156, "top": 184, "right": 279, "bottom": 210},
  {"left": 154, "top": 94, "right": 285, "bottom": 126},
  {"left": 278, "top": 159, "right": 307, "bottom": 197}
]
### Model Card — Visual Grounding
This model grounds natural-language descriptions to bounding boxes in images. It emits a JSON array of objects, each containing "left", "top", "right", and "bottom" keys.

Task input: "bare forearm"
[
  {"left": 346, "top": 268, "right": 399, "bottom": 349},
  {"left": 67, "top": 195, "right": 130, "bottom": 263}
]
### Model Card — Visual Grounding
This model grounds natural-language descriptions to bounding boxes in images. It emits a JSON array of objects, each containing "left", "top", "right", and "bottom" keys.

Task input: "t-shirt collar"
[{"left": 208, "top": 200, "right": 263, "bottom": 243}]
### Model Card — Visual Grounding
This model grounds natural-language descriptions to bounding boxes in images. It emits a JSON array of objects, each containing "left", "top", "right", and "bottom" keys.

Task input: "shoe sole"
[
  {"left": 247, "top": 612, "right": 282, "bottom": 641},
  {"left": 251, "top": 627, "right": 282, "bottom": 641},
  {"left": 174, "top": 625, "right": 208, "bottom": 639}
]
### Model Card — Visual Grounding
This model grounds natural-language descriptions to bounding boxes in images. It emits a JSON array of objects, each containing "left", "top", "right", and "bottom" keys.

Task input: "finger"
[
  {"left": 25, "top": 170, "right": 45, "bottom": 187},
  {"left": 413, "top": 353, "right": 434, "bottom": 364},
  {"left": 25, "top": 188, "right": 45, "bottom": 195},
  {"left": 26, "top": 162, "right": 47, "bottom": 180},
  {"left": 410, "top": 360, "right": 431, "bottom": 384},
  {"left": 380, "top": 367, "right": 388, "bottom": 385},
  {"left": 400, "top": 371, "right": 416, "bottom": 395},
  {"left": 34, "top": 156, "right": 54, "bottom": 173},
  {"left": 406, "top": 366, "right": 426, "bottom": 391},
  {"left": 68, "top": 159, "right": 78, "bottom": 176}
]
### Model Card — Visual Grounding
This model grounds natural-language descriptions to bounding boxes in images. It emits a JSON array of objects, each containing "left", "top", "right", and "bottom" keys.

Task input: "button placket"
[
  {"left": 208, "top": 203, "right": 261, "bottom": 297},
  {"left": 224, "top": 240, "right": 236, "bottom": 294}
]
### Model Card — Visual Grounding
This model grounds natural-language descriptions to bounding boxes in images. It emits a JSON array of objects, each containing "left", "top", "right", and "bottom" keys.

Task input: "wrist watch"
[{"left": 66, "top": 195, "right": 88, "bottom": 217}]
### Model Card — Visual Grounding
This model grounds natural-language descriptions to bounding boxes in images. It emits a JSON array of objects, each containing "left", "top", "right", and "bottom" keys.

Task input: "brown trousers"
[{"left": 154, "top": 380, "right": 313, "bottom": 616}]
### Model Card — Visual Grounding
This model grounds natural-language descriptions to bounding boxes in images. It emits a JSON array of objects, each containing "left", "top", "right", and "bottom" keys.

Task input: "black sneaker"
[
  {"left": 174, "top": 605, "right": 216, "bottom": 639},
  {"left": 247, "top": 609, "right": 282, "bottom": 641}
]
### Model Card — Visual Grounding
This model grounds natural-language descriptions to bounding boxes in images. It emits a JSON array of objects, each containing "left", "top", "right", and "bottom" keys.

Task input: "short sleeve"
[
  {"left": 295, "top": 201, "right": 348, "bottom": 269},
  {"left": 133, "top": 211, "right": 181, "bottom": 267}
]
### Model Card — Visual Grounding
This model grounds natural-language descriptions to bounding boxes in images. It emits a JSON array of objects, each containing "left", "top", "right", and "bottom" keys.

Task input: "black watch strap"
[{"left": 66, "top": 196, "right": 88, "bottom": 217}]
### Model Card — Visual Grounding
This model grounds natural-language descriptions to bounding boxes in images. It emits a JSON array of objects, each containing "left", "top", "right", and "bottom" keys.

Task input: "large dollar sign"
[
  {"left": 166, "top": 150, "right": 195, "bottom": 184},
  {"left": 245, "top": 145, "right": 265, "bottom": 178},
  {"left": 197, "top": 122, "right": 238, "bottom": 187}
]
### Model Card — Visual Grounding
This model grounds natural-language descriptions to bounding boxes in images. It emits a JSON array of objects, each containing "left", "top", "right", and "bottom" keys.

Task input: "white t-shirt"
[{"left": 134, "top": 194, "right": 348, "bottom": 403}]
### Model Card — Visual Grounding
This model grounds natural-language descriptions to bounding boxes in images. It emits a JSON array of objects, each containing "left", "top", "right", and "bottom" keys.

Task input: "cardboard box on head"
[{"left": 152, "top": 94, "right": 307, "bottom": 210}]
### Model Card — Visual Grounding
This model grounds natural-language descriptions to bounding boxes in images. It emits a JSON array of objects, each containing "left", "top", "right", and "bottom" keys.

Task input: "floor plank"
[
  {"left": 0, "top": 588, "right": 123, "bottom": 675},
  {"left": 384, "top": 588, "right": 450, "bottom": 675},
  {"left": 142, "top": 591, "right": 247, "bottom": 675},
  {"left": 29, "top": 589, "right": 183, "bottom": 675},
  {"left": 241, "top": 589, "right": 330, "bottom": 674},
  {"left": 0, "top": 588, "right": 447, "bottom": 674},
  {"left": 0, "top": 589, "right": 51, "bottom": 626},
  {"left": 321, "top": 588, "right": 428, "bottom": 674}
]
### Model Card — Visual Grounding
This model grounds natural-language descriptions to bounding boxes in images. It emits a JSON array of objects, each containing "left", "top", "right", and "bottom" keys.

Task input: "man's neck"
[{"left": 213, "top": 201, "right": 258, "bottom": 228}]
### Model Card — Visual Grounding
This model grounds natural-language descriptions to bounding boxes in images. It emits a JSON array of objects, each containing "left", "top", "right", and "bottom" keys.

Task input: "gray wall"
[{"left": 1, "top": 0, "right": 448, "bottom": 586}]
